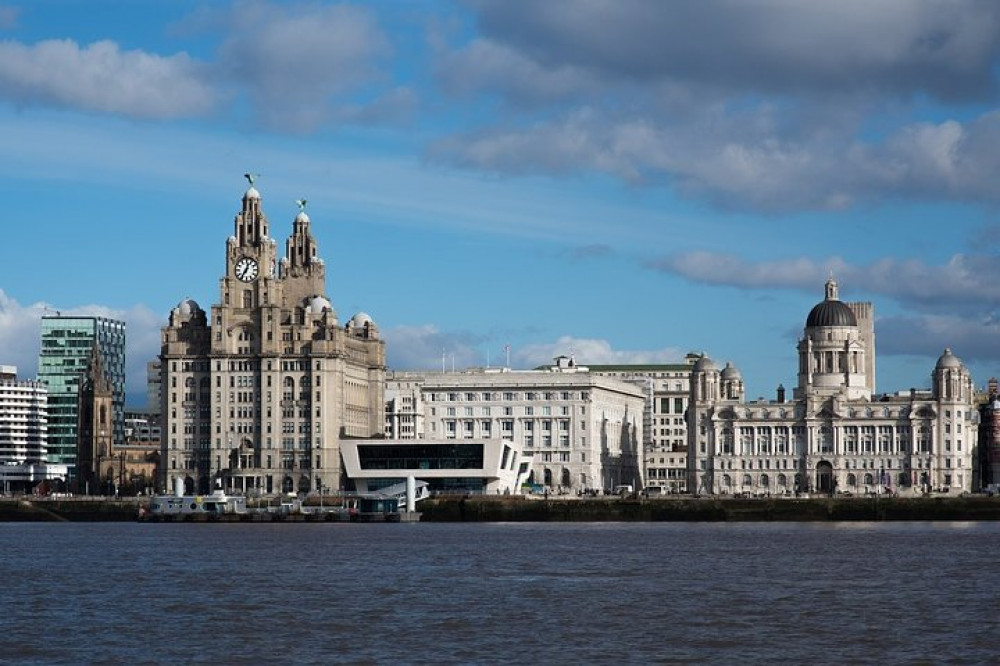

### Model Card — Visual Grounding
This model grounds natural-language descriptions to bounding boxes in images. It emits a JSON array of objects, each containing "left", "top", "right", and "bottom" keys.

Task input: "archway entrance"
[{"left": 816, "top": 461, "right": 834, "bottom": 494}]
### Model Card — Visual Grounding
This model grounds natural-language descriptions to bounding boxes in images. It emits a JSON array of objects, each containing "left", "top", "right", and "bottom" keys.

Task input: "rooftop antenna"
[{"left": 503, "top": 343, "right": 511, "bottom": 369}]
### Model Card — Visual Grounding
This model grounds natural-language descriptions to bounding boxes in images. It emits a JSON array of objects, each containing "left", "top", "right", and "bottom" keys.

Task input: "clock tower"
[{"left": 160, "top": 176, "right": 386, "bottom": 496}]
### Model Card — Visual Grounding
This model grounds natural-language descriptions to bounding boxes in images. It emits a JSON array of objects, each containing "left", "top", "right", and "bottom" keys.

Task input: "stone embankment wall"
[
  {"left": 4, "top": 496, "right": 1000, "bottom": 522},
  {"left": 418, "top": 496, "right": 1000, "bottom": 522},
  {"left": 0, "top": 498, "right": 139, "bottom": 522}
]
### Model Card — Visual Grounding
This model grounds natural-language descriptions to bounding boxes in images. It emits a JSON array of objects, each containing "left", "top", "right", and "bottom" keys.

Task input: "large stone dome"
[
  {"left": 806, "top": 299, "right": 857, "bottom": 328},
  {"left": 935, "top": 348, "right": 962, "bottom": 370},
  {"left": 806, "top": 276, "right": 857, "bottom": 328}
]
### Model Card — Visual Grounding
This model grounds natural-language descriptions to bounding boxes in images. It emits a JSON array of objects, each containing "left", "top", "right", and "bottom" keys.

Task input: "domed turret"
[
  {"left": 720, "top": 362, "right": 744, "bottom": 400},
  {"left": 693, "top": 354, "right": 718, "bottom": 373},
  {"left": 169, "top": 297, "right": 206, "bottom": 328},
  {"left": 797, "top": 277, "right": 870, "bottom": 401},
  {"left": 306, "top": 295, "right": 332, "bottom": 314},
  {"left": 175, "top": 298, "right": 202, "bottom": 317},
  {"left": 933, "top": 348, "right": 971, "bottom": 402},
  {"left": 350, "top": 312, "right": 373, "bottom": 328},
  {"left": 935, "top": 348, "right": 962, "bottom": 370}
]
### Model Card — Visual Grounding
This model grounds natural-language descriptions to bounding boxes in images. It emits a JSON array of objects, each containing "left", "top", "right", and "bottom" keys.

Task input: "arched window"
[{"left": 742, "top": 474, "right": 752, "bottom": 487}]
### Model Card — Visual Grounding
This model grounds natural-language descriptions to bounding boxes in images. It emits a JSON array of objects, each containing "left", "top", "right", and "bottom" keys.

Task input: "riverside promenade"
[{"left": 5, "top": 494, "right": 1000, "bottom": 522}]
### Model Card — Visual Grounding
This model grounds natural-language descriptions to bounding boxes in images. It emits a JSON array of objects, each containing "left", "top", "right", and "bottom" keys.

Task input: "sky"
[{"left": 3, "top": 0, "right": 1000, "bottom": 406}]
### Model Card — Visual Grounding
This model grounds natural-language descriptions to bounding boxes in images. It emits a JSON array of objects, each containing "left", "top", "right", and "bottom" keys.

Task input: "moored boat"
[{"left": 147, "top": 488, "right": 247, "bottom": 518}]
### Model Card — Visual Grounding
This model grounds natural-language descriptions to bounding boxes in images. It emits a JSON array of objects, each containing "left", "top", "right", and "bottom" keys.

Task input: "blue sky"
[{"left": 3, "top": 0, "right": 1000, "bottom": 406}]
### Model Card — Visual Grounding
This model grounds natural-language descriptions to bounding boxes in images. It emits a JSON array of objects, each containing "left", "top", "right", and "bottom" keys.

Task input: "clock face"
[{"left": 235, "top": 256, "right": 259, "bottom": 282}]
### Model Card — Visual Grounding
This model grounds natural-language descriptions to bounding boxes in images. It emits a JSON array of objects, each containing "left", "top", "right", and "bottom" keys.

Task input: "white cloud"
[
  {"left": 383, "top": 324, "right": 486, "bottom": 372},
  {"left": 0, "top": 4, "right": 18, "bottom": 30},
  {"left": 0, "top": 290, "right": 163, "bottom": 405},
  {"left": 435, "top": 37, "right": 600, "bottom": 104},
  {"left": 647, "top": 252, "right": 1000, "bottom": 312},
  {"left": 467, "top": 0, "right": 1000, "bottom": 100},
  {"left": 427, "top": 3, "right": 1000, "bottom": 212},
  {"left": 216, "top": 1, "right": 391, "bottom": 132},
  {"left": 0, "top": 290, "right": 47, "bottom": 377},
  {"left": 0, "top": 39, "right": 215, "bottom": 118},
  {"left": 429, "top": 108, "right": 1000, "bottom": 212},
  {"left": 383, "top": 326, "right": 686, "bottom": 372},
  {"left": 512, "top": 336, "right": 686, "bottom": 369},
  {"left": 877, "top": 313, "right": 1000, "bottom": 366}
]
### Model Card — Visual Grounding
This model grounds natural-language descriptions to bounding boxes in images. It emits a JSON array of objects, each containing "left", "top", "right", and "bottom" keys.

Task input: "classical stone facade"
[
  {"left": 688, "top": 278, "right": 978, "bottom": 496},
  {"left": 160, "top": 179, "right": 386, "bottom": 496},
  {"left": 588, "top": 358, "right": 699, "bottom": 493},
  {"left": 386, "top": 356, "right": 645, "bottom": 493}
]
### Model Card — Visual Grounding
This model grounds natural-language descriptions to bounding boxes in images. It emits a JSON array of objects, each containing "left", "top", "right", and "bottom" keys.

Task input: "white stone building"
[
  {"left": 385, "top": 357, "right": 645, "bottom": 493},
  {"left": 160, "top": 178, "right": 386, "bottom": 496},
  {"left": 588, "top": 358, "right": 699, "bottom": 493},
  {"left": 688, "top": 278, "right": 978, "bottom": 496}
]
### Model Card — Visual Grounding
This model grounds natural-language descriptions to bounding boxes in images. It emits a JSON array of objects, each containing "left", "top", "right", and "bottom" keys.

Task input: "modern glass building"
[{"left": 38, "top": 316, "right": 126, "bottom": 476}]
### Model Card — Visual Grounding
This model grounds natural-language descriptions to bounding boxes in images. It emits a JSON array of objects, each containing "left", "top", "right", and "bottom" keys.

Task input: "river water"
[{"left": 1, "top": 521, "right": 997, "bottom": 665}]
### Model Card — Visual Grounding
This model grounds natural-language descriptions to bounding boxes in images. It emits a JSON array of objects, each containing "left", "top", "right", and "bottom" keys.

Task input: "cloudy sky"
[{"left": 3, "top": 0, "right": 1000, "bottom": 405}]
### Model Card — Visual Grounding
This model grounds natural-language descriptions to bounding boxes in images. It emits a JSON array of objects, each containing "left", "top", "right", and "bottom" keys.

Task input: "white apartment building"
[
  {"left": 0, "top": 365, "right": 67, "bottom": 492},
  {"left": 386, "top": 356, "right": 645, "bottom": 493}
]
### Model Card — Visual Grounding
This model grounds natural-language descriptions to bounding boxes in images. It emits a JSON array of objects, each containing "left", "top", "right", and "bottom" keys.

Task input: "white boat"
[
  {"left": 146, "top": 479, "right": 246, "bottom": 517},
  {"left": 148, "top": 489, "right": 247, "bottom": 516}
]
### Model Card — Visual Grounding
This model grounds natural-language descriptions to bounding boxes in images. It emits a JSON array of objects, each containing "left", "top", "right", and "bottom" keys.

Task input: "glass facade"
[
  {"left": 357, "top": 443, "right": 484, "bottom": 470},
  {"left": 38, "top": 316, "right": 126, "bottom": 473}
]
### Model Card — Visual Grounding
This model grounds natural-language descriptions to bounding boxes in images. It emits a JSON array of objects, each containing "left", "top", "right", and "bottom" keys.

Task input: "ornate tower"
[
  {"left": 161, "top": 177, "right": 386, "bottom": 496},
  {"left": 795, "top": 277, "right": 870, "bottom": 401},
  {"left": 687, "top": 354, "right": 721, "bottom": 494}
]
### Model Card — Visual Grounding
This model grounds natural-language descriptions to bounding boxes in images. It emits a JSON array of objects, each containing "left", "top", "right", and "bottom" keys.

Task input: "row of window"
[
  {"left": 169, "top": 454, "right": 320, "bottom": 470},
  {"left": 427, "top": 391, "right": 590, "bottom": 402}
]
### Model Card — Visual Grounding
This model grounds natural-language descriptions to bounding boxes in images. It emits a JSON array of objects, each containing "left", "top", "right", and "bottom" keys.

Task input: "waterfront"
[{"left": 2, "top": 522, "right": 997, "bottom": 665}]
